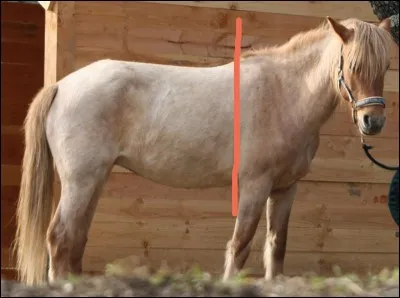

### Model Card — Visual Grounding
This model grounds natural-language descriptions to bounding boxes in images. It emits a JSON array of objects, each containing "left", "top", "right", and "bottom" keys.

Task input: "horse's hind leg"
[
  {"left": 223, "top": 173, "right": 273, "bottom": 281},
  {"left": 264, "top": 183, "right": 297, "bottom": 280},
  {"left": 46, "top": 156, "right": 114, "bottom": 283}
]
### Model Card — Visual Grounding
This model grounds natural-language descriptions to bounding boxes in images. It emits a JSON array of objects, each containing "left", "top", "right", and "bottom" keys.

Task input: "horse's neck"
[{"left": 277, "top": 36, "right": 340, "bottom": 133}]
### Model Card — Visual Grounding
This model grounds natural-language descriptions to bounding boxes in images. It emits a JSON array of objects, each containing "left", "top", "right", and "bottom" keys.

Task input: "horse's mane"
[
  {"left": 242, "top": 18, "right": 393, "bottom": 82},
  {"left": 341, "top": 19, "right": 392, "bottom": 81}
]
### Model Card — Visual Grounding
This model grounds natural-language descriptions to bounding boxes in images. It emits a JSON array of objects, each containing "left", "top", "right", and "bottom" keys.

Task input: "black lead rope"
[
  {"left": 362, "top": 142, "right": 399, "bottom": 236},
  {"left": 362, "top": 143, "right": 399, "bottom": 171}
]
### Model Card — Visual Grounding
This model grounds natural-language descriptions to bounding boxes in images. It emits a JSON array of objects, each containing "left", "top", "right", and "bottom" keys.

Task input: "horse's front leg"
[
  {"left": 223, "top": 172, "right": 273, "bottom": 281},
  {"left": 264, "top": 183, "right": 297, "bottom": 280}
]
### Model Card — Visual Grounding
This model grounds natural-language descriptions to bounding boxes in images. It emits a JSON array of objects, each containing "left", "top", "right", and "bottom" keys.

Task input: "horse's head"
[{"left": 327, "top": 17, "right": 393, "bottom": 136}]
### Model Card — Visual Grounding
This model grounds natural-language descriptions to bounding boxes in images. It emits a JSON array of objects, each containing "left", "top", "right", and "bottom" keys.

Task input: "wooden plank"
[
  {"left": 0, "top": 268, "right": 18, "bottom": 281},
  {"left": 1, "top": 80, "right": 42, "bottom": 126},
  {"left": 140, "top": 1, "right": 378, "bottom": 23},
  {"left": 89, "top": 174, "right": 397, "bottom": 231},
  {"left": 316, "top": 136, "right": 398, "bottom": 166},
  {"left": 1, "top": 63, "right": 43, "bottom": 87},
  {"left": 1, "top": 126, "right": 22, "bottom": 135},
  {"left": 384, "top": 71, "right": 399, "bottom": 93},
  {"left": 87, "top": 217, "right": 398, "bottom": 253},
  {"left": 75, "top": 50, "right": 231, "bottom": 69},
  {"left": 77, "top": 2, "right": 323, "bottom": 38},
  {"left": 83, "top": 246, "right": 399, "bottom": 277},
  {"left": 1, "top": 42, "right": 44, "bottom": 65},
  {"left": 1, "top": 166, "right": 60, "bottom": 195},
  {"left": 75, "top": 1, "right": 126, "bottom": 17},
  {"left": 75, "top": 32, "right": 398, "bottom": 74},
  {"left": 1, "top": 165, "right": 21, "bottom": 187},
  {"left": 75, "top": 14, "right": 251, "bottom": 47},
  {"left": 1, "top": 22, "right": 44, "bottom": 46},
  {"left": 308, "top": 136, "right": 399, "bottom": 184},
  {"left": 1, "top": 2, "right": 45, "bottom": 27},
  {"left": 1, "top": 240, "right": 16, "bottom": 269},
  {"left": 74, "top": 2, "right": 398, "bottom": 70},
  {"left": 1, "top": 129, "right": 24, "bottom": 166},
  {"left": 1, "top": 186, "right": 18, "bottom": 256}
]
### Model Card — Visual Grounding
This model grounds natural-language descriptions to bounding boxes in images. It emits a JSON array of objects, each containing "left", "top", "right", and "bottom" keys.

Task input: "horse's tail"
[{"left": 12, "top": 84, "right": 58, "bottom": 286}]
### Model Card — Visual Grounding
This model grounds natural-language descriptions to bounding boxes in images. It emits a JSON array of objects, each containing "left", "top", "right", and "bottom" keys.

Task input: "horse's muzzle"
[{"left": 359, "top": 114, "right": 386, "bottom": 135}]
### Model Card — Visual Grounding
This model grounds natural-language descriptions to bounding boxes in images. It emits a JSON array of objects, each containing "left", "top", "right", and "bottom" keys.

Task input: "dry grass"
[{"left": 1, "top": 259, "right": 398, "bottom": 297}]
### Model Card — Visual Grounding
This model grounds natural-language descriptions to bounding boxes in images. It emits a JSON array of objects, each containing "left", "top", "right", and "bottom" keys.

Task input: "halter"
[
  {"left": 337, "top": 45, "right": 398, "bottom": 171},
  {"left": 337, "top": 45, "right": 386, "bottom": 126}
]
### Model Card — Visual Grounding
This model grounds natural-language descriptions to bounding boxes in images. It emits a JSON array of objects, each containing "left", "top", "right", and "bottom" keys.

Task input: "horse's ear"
[
  {"left": 326, "top": 16, "right": 354, "bottom": 43},
  {"left": 378, "top": 18, "right": 391, "bottom": 33}
]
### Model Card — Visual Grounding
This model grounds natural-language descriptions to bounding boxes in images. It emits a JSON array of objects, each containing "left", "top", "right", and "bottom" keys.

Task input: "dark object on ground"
[
  {"left": 388, "top": 169, "right": 399, "bottom": 226},
  {"left": 369, "top": 1, "right": 399, "bottom": 44}
]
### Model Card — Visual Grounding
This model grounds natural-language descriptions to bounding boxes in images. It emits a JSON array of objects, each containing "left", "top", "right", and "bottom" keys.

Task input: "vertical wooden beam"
[
  {"left": 43, "top": 1, "right": 75, "bottom": 207},
  {"left": 44, "top": 1, "right": 76, "bottom": 85}
]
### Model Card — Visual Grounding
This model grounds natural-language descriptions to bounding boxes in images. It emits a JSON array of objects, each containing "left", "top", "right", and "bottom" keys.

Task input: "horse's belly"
[
  {"left": 147, "top": 166, "right": 231, "bottom": 189},
  {"left": 117, "top": 146, "right": 232, "bottom": 189}
]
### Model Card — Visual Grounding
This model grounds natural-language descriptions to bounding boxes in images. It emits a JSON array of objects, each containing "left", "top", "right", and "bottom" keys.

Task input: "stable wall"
[
  {"left": 1, "top": 1, "right": 45, "bottom": 279},
  {"left": 25, "top": 1, "right": 400, "bottom": 277}
]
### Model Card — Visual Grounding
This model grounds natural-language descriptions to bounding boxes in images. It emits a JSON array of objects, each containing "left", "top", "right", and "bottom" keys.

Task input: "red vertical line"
[{"left": 232, "top": 17, "right": 242, "bottom": 217}]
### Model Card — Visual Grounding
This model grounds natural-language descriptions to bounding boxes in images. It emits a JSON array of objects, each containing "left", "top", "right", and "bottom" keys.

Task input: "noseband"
[
  {"left": 337, "top": 45, "right": 386, "bottom": 125},
  {"left": 337, "top": 45, "right": 398, "bottom": 171}
]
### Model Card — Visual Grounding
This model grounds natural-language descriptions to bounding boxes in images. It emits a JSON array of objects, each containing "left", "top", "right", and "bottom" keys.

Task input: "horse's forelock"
[{"left": 341, "top": 19, "right": 393, "bottom": 82}]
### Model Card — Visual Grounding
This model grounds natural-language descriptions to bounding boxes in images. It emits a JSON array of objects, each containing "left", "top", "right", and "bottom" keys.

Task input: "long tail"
[{"left": 12, "top": 84, "right": 58, "bottom": 286}]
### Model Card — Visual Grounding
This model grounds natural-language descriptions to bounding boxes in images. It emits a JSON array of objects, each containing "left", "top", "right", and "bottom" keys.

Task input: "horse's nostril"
[{"left": 363, "top": 115, "right": 371, "bottom": 128}]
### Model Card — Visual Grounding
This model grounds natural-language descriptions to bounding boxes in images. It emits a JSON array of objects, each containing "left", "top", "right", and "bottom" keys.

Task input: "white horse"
[{"left": 13, "top": 17, "right": 393, "bottom": 285}]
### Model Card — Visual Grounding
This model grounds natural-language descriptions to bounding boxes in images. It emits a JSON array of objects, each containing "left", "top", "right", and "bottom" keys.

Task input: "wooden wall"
[
  {"left": 1, "top": 1, "right": 45, "bottom": 279},
  {"left": 8, "top": 0, "right": 399, "bottom": 280}
]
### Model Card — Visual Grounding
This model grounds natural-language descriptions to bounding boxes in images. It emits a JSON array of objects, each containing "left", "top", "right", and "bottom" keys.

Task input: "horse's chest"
[{"left": 274, "top": 134, "right": 320, "bottom": 188}]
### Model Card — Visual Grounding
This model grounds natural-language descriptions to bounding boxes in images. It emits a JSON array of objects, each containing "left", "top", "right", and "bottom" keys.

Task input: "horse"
[{"left": 12, "top": 16, "right": 393, "bottom": 286}]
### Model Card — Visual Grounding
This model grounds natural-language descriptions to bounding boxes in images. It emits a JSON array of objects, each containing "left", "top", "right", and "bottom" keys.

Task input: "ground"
[{"left": 1, "top": 263, "right": 398, "bottom": 297}]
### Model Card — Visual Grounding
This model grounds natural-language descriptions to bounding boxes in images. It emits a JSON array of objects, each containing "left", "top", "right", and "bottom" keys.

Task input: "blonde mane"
[
  {"left": 242, "top": 18, "right": 393, "bottom": 82},
  {"left": 340, "top": 19, "right": 392, "bottom": 82}
]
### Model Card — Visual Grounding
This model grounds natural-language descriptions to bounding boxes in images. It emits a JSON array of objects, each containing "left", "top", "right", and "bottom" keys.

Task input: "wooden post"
[
  {"left": 43, "top": 1, "right": 76, "bottom": 206},
  {"left": 44, "top": 1, "right": 76, "bottom": 85}
]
